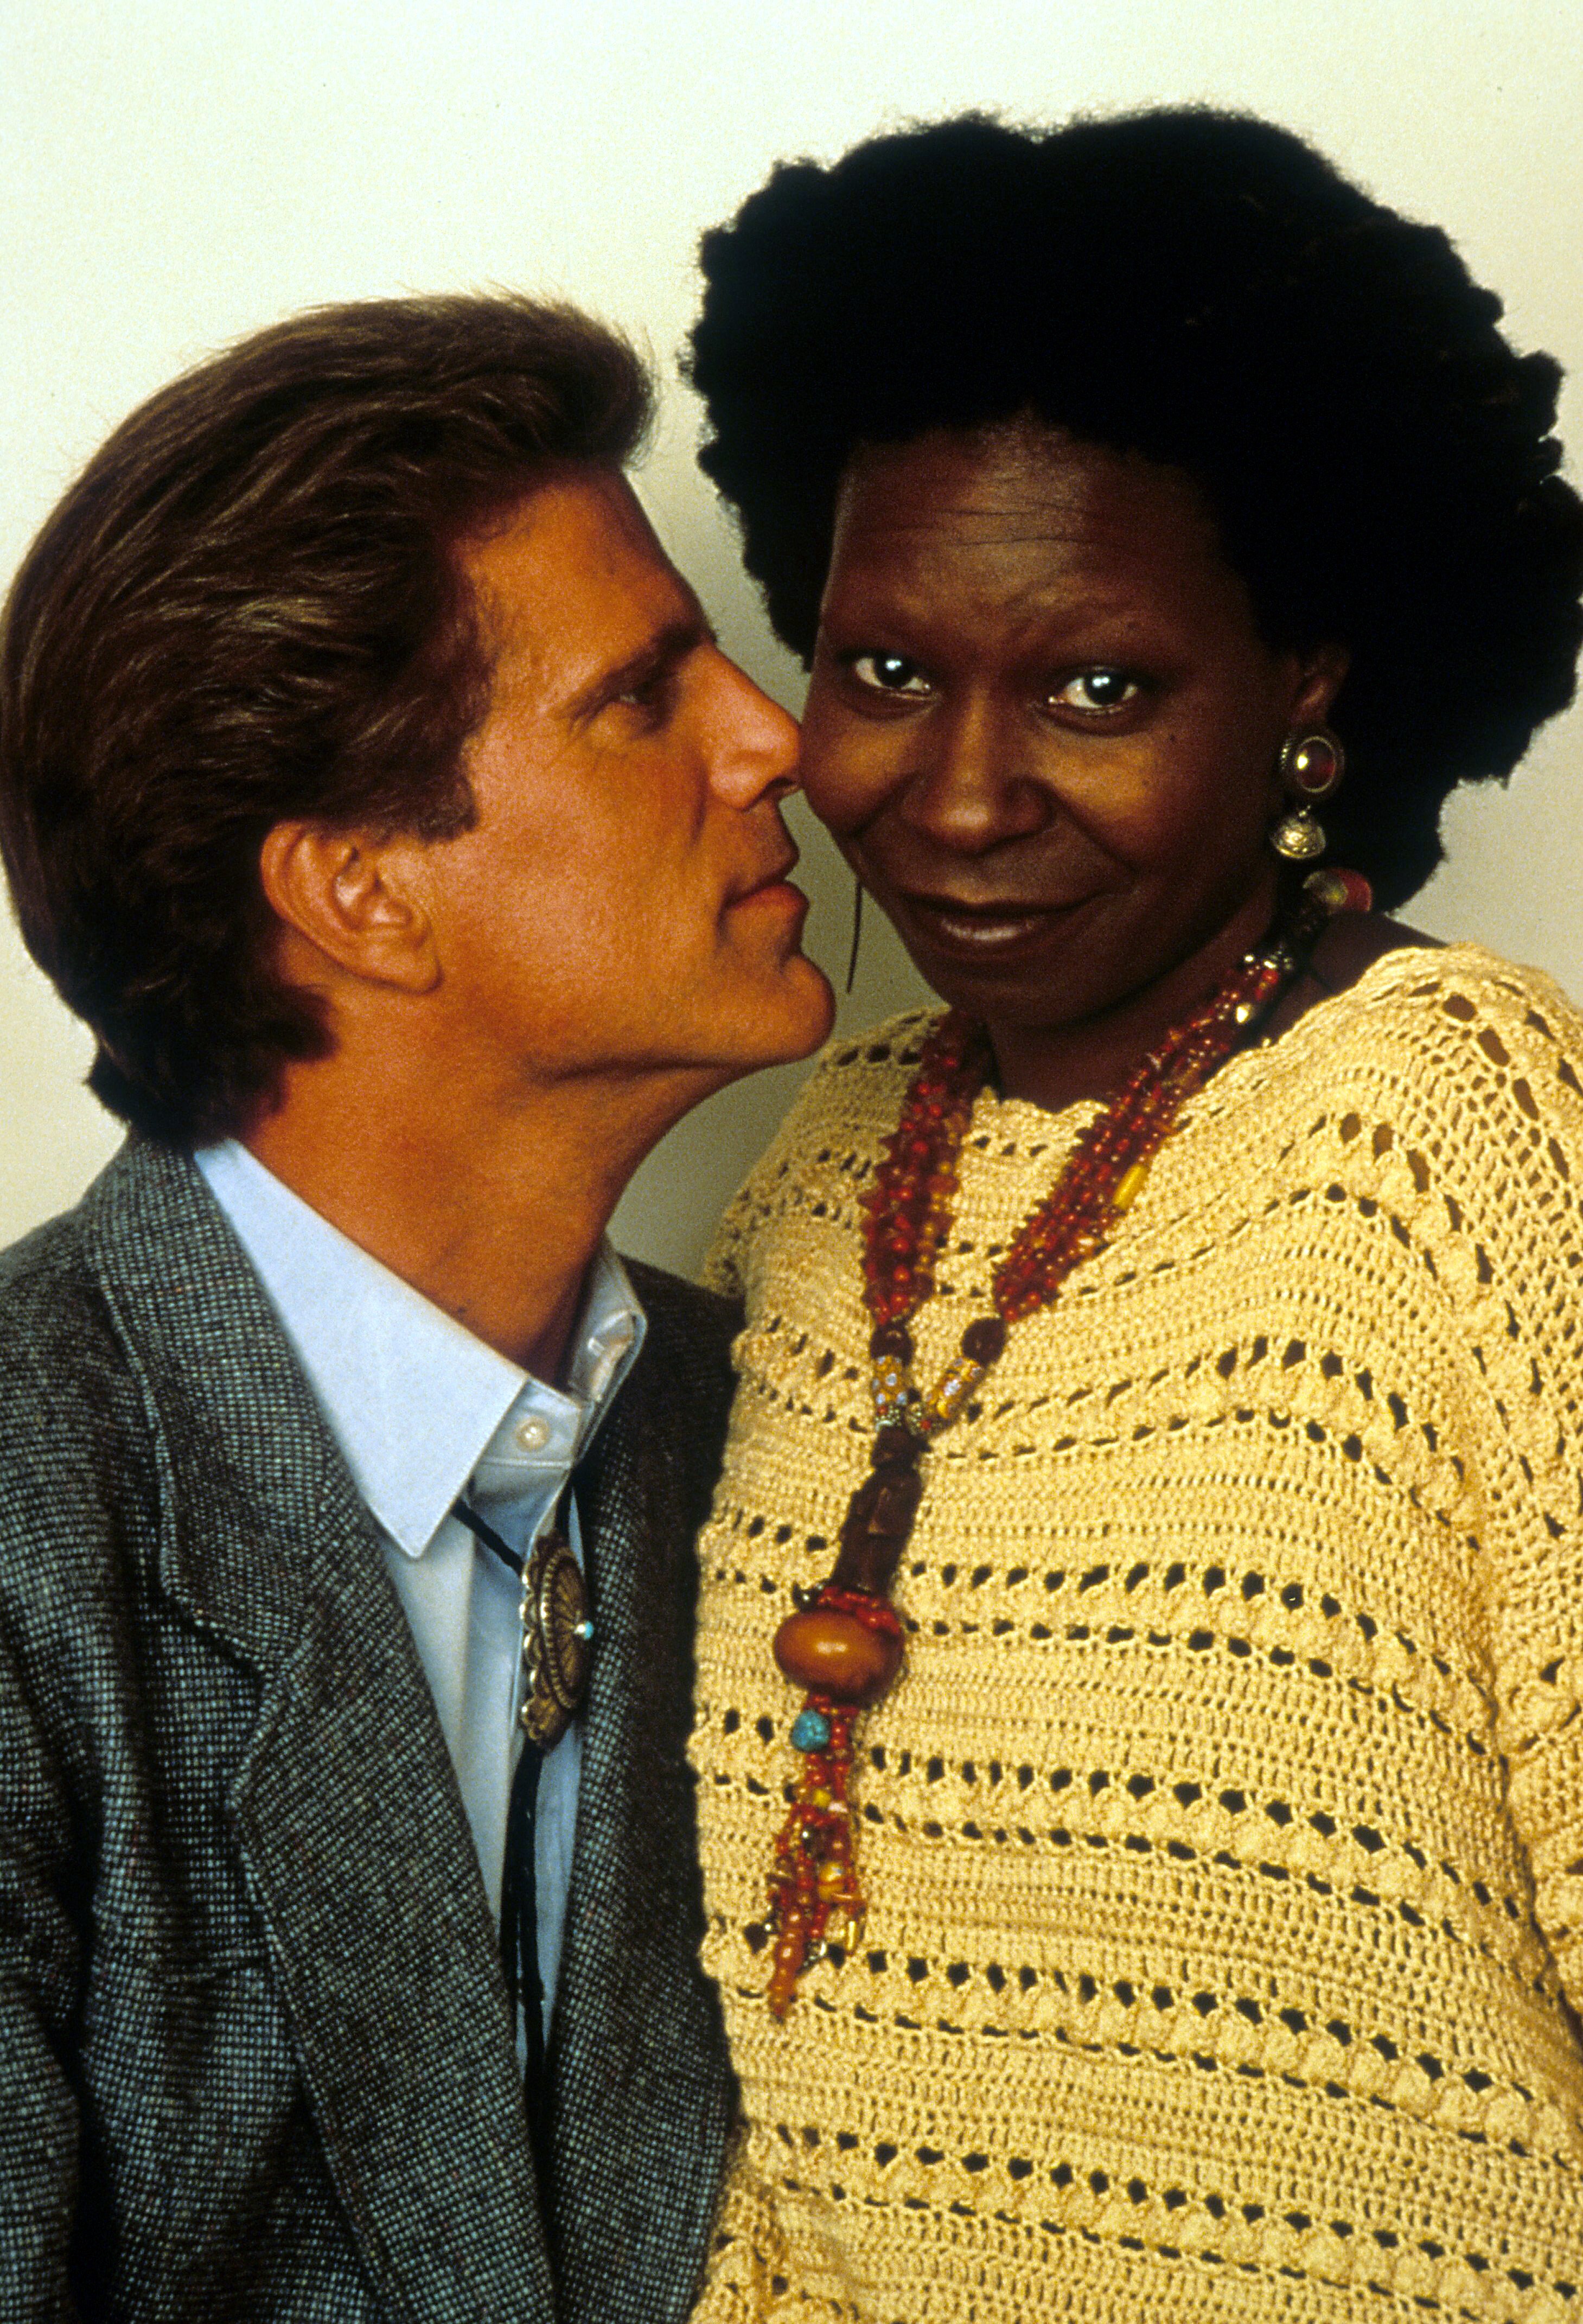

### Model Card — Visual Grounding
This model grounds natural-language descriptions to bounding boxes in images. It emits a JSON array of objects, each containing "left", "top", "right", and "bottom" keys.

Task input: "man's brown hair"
[{"left": 0, "top": 293, "right": 652, "bottom": 1144}]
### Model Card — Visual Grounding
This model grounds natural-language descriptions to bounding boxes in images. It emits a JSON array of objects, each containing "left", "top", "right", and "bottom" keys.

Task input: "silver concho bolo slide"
[{"left": 452, "top": 1492, "right": 595, "bottom": 1748}]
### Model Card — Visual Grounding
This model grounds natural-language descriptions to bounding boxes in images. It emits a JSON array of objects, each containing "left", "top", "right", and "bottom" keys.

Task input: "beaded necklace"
[{"left": 763, "top": 877, "right": 1363, "bottom": 2015}]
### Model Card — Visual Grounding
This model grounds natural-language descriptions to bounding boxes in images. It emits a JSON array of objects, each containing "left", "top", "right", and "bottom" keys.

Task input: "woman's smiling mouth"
[{"left": 892, "top": 888, "right": 1101, "bottom": 957}]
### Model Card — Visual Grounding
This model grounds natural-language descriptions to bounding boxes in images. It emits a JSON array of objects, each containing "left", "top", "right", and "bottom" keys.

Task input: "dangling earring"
[
  {"left": 845, "top": 874, "right": 864, "bottom": 995},
  {"left": 1269, "top": 725, "right": 1345, "bottom": 863}
]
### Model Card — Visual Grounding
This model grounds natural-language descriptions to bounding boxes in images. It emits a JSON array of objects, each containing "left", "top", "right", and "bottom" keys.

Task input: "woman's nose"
[{"left": 896, "top": 695, "right": 1050, "bottom": 854}]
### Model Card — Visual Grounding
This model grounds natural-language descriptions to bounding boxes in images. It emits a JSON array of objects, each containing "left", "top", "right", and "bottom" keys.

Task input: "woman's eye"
[
  {"left": 850, "top": 652, "right": 933, "bottom": 696},
  {"left": 1046, "top": 668, "right": 1139, "bottom": 714}
]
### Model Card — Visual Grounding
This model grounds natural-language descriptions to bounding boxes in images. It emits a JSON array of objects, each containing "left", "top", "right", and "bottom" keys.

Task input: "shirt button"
[{"left": 513, "top": 1415, "right": 551, "bottom": 1453}]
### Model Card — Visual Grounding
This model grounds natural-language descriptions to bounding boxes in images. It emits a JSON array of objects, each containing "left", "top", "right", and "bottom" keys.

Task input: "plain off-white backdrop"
[{"left": 2, "top": 0, "right": 1580, "bottom": 1274}]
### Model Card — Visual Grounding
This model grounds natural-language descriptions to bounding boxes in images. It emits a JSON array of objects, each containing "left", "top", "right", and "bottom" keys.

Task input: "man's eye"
[
  {"left": 1046, "top": 668, "right": 1139, "bottom": 714},
  {"left": 614, "top": 669, "right": 676, "bottom": 720},
  {"left": 850, "top": 652, "right": 932, "bottom": 696}
]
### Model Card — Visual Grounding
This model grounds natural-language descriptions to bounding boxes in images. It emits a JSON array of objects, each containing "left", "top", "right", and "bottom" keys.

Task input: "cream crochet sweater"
[{"left": 687, "top": 946, "right": 1583, "bottom": 2324}]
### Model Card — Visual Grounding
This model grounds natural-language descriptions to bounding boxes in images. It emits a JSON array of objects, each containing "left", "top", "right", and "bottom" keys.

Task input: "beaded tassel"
[{"left": 763, "top": 879, "right": 1364, "bottom": 2015}]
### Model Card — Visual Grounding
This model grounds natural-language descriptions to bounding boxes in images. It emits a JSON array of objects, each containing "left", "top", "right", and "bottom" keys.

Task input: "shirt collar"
[{"left": 194, "top": 1139, "right": 646, "bottom": 1558}]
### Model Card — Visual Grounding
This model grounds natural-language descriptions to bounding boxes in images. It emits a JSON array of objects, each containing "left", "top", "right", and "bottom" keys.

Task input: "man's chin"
[
  {"left": 751, "top": 955, "right": 838, "bottom": 1067},
  {"left": 705, "top": 954, "right": 837, "bottom": 1080}
]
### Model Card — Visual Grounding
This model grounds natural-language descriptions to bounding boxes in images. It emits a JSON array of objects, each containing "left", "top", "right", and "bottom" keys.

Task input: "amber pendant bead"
[{"left": 773, "top": 1605, "right": 903, "bottom": 1703}]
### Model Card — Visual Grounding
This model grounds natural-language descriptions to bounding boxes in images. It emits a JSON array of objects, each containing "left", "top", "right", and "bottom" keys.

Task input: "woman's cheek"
[{"left": 801, "top": 739, "right": 896, "bottom": 836}]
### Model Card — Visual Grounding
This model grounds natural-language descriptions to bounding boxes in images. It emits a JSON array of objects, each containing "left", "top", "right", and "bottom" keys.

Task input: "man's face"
[{"left": 416, "top": 469, "right": 834, "bottom": 1105}]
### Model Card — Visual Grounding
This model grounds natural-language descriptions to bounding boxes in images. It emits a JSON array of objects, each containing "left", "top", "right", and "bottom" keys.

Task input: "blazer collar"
[{"left": 82, "top": 1139, "right": 558, "bottom": 2320}]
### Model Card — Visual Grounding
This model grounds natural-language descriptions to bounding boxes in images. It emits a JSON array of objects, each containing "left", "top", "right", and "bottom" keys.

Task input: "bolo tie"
[{"left": 452, "top": 1485, "right": 595, "bottom": 2121}]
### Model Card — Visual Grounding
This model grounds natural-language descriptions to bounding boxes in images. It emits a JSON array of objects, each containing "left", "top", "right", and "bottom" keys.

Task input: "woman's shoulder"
[
  {"left": 796, "top": 1005, "right": 947, "bottom": 1118},
  {"left": 1239, "top": 935, "right": 1583, "bottom": 1280},
  {"left": 743, "top": 1004, "right": 948, "bottom": 1169},
  {"left": 1336, "top": 927, "right": 1579, "bottom": 1012},
  {"left": 701, "top": 1006, "right": 944, "bottom": 1298},
  {"left": 1292, "top": 934, "right": 1583, "bottom": 1094}
]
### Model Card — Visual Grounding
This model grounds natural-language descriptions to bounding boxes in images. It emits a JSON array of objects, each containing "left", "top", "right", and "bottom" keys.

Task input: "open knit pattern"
[{"left": 688, "top": 946, "right": 1583, "bottom": 2323}]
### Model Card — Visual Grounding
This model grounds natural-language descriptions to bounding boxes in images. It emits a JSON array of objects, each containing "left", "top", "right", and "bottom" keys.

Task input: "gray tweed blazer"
[{"left": 0, "top": 1137, "right": 739, "bottom": 2321}]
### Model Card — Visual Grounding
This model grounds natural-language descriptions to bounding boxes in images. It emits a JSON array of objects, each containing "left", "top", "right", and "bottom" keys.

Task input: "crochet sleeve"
[
  {"left": 1414, "top": 965, "right": 1583, "bottom": 2017},
  {"left": 688, "top": 2142, "right": 861, "bottom": 2322}
]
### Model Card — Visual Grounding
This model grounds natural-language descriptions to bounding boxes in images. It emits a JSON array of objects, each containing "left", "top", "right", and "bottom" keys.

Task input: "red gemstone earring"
[{"left": 1270, "top": 725, "right": 1345, "bottom": 864}]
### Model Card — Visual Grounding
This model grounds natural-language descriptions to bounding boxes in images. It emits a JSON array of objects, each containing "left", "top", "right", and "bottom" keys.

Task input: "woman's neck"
[
  {"left": 986, "top": 888, "right": 1275, "bottom": 1110},
  {"left": 987, "top": 906, "right": 1429, "bottom": 1113}
]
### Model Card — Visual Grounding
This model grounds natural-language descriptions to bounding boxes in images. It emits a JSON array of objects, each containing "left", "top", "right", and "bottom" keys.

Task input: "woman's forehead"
[
  {"left": 835, "top": 422, "right": 1220, "bottom": 550},
  {"left": 825, "top": 422, "right": 1237, "bottom": 620}
]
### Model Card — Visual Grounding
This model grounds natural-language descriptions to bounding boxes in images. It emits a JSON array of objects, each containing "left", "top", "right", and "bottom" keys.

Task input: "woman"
[{"left": 683, "top": 113, "right": 1583, "bottom": 2321}]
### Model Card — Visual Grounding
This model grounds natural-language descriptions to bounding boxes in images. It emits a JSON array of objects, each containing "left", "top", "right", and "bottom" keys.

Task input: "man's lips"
[{"left": 729, "top": 850, "right": 806, "bottom": 910}]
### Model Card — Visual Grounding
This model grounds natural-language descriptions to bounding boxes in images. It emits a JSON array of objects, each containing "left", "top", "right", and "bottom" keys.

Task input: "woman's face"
[{"left": 801, "top": 422, "right": 1346, "bottom": 1099}]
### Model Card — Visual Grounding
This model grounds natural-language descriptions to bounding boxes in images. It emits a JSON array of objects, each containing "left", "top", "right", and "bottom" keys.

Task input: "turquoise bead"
[{"left": 791, "top": 1708, "right": 832, "bottom": 1753}]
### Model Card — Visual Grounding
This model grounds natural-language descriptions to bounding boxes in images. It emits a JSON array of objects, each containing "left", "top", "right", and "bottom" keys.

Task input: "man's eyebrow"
[{"left": 567, "top": 611, "right": 716, "bottom": 720}]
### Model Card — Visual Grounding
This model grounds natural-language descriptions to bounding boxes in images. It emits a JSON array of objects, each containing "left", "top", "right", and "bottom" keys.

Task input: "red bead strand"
[{"left": 762, "top": 881, "right": 1362, "bottom": 2014}]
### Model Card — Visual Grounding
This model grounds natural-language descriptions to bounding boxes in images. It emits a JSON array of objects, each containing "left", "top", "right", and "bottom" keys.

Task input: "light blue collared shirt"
[{"left": 195, "top": 1138, "right": 645, "bottom": 2031}]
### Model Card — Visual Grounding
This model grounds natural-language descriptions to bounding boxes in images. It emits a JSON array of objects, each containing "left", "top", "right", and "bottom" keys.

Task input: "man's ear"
[{"left": 258, "top": 822, "right": 441, "bottom": 995}]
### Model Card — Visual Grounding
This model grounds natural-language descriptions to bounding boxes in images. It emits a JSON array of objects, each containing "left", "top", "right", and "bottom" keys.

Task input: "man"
[{"left": 0, "top": 295, "right": 833, "bottom": 2320}]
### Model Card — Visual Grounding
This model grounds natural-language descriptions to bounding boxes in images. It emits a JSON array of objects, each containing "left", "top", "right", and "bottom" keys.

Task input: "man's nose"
[
  {"left": 896, "top": 693, "right": 1049, "bottom": 854},
  {"left": 701, "top": 648, "right": 801, "bottom": 806}
]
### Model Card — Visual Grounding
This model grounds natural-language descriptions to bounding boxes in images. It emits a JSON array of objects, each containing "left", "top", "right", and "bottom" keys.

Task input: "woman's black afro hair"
[{"left": 687, "top": 110, "right": 1583, "bottom": 905}]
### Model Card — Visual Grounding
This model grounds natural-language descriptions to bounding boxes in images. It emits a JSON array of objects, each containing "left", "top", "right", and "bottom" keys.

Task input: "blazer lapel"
[
  {"left": 87, "top": 1140, "right": 556, "bottom": 2322},
  {"left": 548, "top": 1311, "right": 736, "bottom": 2324}
]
